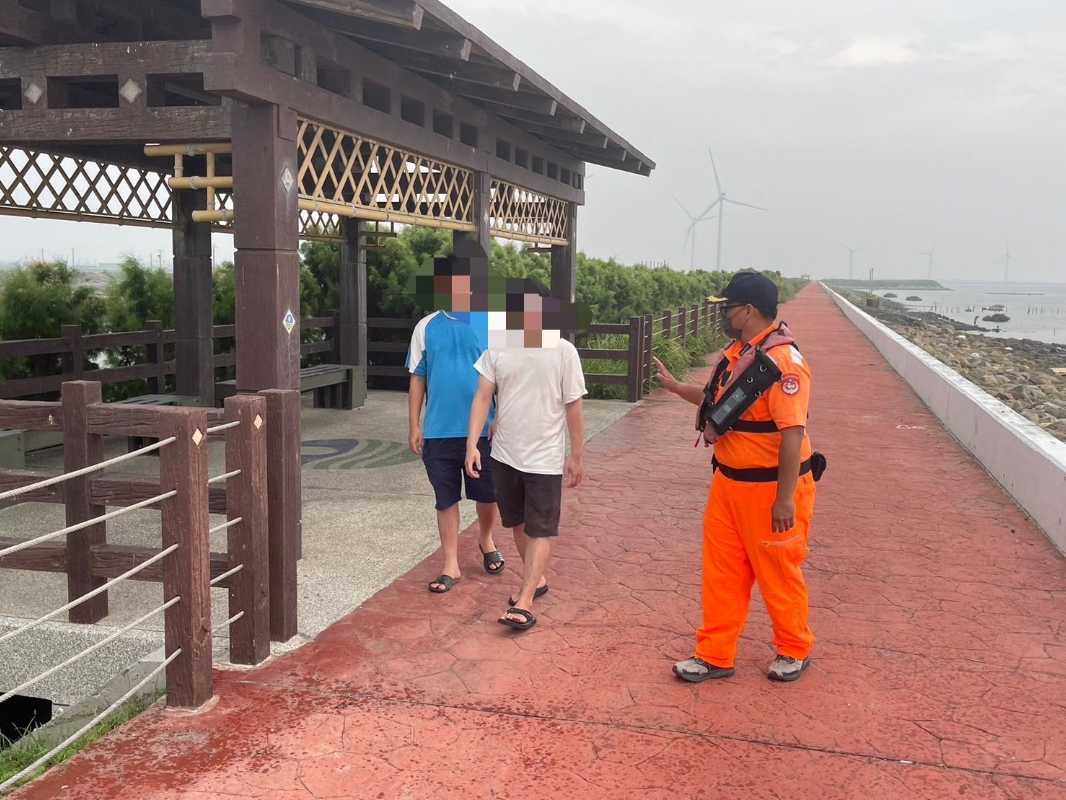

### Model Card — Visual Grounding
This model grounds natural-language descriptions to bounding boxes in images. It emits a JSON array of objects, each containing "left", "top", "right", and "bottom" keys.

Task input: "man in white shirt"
[{"left": 465, "top": 287, "right": 587, "bottom": 631}]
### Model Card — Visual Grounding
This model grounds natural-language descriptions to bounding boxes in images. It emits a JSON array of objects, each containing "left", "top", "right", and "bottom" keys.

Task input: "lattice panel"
[
  {"left": 490, "top": 179, "right": 570, "bottom": 246},
  {"left": 297, "top": 118, "right": 474, "bottom": 230},
  {"left": 0, "top": 146, "right": 171, "bottom": 228},
  {"left": 300, "top": 208, "right": 343, "bottom": 240}
]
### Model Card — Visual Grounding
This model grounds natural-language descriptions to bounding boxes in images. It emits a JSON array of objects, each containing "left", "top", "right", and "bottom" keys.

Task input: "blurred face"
[
  {"left": 450, "top": 275, "right": 471, "bottom": 312},
  {"left": 523, "top": 292, "right": 543, "bottom": 347}
]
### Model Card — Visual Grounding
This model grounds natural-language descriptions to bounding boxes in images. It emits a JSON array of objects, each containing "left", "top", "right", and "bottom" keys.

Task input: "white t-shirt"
[{"left": 475, "top": 340, "right": 587, "bottom": 475}]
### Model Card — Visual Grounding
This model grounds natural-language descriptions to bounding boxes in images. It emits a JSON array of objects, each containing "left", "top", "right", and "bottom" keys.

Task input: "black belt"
[
  {"left": 712, "top": 457, "right": 813, "bottom": 483},
  {"left": 731, "top": 420, "right": 780, "bottom": 433}
]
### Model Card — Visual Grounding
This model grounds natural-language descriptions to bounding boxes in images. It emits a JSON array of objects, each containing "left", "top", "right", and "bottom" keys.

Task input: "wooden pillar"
[
  {"left": 626, "top": 316, "right": 642, "bottom": 403},
  {"left": 551, "top": 202, "right": 578, "bottom": 304},
  {"left": 173, "top": 188, "right": 215, "bottom": 405},
  {"left": 453, "top": 171, "right": 492, "bottom": 261},
  {"left": 159, "top": 406, "right": 213, "bottom": 708},
  {"left": 62, "top": 381, "right": 106, "bottom": 623},
  {"left": 339, "top": 218, "right": 368, "bottom": 406},
  {"left": 224, "top": 394, "right": 270, "bottom": 666},
  {"left": 232, "top": 101, "right": 301, "bottom": 393},
  {"left": 260, "top": 388, "right": 300, "bottom": 642}
]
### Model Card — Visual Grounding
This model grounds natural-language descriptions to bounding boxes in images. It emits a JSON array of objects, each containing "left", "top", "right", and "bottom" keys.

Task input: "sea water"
[{"left": 877, "top": 282, "right": 1066, "bottom": 345}]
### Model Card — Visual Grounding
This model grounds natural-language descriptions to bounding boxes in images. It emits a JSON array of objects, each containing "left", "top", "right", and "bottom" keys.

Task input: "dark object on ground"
[
  {"left": 499, "top": 608, "right": 536, "bottom": 630},
  {"left": 983, "top": 314, "right": 1011, "bottom": 323},
  {"left": 884, "top": 293, "right": 898, "bottom": 299},
  {"left": 428, "top": 575, "right": 460, "bottom": 593},
  {"left": 906, "top": 296, "right": 923, "bottom": 301}
]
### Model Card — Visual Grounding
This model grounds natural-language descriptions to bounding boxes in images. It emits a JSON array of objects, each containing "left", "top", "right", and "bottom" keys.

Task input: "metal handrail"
[
  {"left": 0, "top": 544, "right": 179, "bottom": 646},
  {"left": 0, "top": 648, "right": 182, "bottom": 793},
  {"left": 0, "top": 491, "right": 177, "bottom": 560},
  {"left": 0, "top": 597, "right": 180, "bottom": 706},
  {"left": 0, "top": 436, "right": 177, "bottom": 504}
]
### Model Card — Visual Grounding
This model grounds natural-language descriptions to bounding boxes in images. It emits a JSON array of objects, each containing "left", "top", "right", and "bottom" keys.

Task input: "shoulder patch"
[{"left": 781, "top": 374, "right": 802, "bottom": 396}]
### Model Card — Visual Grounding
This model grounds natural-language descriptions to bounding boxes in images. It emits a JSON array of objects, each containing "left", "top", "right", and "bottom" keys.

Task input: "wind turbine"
[
  {"left": 920, "top": 248, "right": 935, "bottom": 279},
  {"left": 673, "top": 195, "right": 717, "bottom": 270},
  {"left": 1000, "top": 241, "right": 1012, "bottom": 283},
  {"left": 845, "top": 246, "right": 858, "bottom": 280},
  {"left": 691, "top": 148, "right": 767, "bottom": 269}
]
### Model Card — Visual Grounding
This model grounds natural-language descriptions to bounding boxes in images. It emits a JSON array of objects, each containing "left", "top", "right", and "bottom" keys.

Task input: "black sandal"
[
  {"left": 498, "top": 607, "right": 536, "bottom": 631},
  {"left": 509, "top": 584, "right": 549, "bottom": 606},
  {"left": 428, "top": 575, "right": 460, "bottom": 594},
  {"left": 480, "top": 546, "right": 505, "bottom": 576}
]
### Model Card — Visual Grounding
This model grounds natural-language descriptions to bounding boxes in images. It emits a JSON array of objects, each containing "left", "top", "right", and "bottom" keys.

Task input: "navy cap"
[{"left": 708, "top": 271, "right": 778, "bottom": 312}]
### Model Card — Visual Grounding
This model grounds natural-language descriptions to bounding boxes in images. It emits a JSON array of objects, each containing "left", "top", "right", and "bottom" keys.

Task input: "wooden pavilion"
[{"left": 0, "top": 0, "right": 655, "bottom": 492}]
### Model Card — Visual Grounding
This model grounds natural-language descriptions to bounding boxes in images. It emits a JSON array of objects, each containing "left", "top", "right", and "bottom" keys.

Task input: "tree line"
[{"left": 0, "top": 229, "right": 805, "bottom": 391}]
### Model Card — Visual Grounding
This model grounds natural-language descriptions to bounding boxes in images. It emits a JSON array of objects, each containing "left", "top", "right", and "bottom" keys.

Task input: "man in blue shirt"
[{"left": 407, "top": 257, "right": 502, "bottom": 594}]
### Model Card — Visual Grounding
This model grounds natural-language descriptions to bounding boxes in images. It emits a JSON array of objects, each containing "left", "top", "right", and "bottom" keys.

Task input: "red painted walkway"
[{"left": 15, "top": 285, "right": 1066, "bottom": 799}]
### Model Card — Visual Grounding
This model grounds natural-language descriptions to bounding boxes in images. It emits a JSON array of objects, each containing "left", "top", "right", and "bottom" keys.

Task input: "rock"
[{"left": 1009, "top": 385, "right": 1046, "bottom": 404}]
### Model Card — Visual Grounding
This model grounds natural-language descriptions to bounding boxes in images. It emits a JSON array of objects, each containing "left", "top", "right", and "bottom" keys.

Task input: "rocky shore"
[{"left": 839, "top": 290, "right": 1066, "bottom": 442}]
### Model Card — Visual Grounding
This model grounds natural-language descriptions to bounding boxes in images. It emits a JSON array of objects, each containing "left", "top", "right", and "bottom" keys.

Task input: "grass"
[{"left": 0, "top": 694, "right": 154, "bottom": 792}]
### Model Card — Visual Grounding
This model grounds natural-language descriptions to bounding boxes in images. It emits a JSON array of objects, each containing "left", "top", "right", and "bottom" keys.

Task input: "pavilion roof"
[{"left": 285, "top": 0, "right": 655, "bottom": 176}]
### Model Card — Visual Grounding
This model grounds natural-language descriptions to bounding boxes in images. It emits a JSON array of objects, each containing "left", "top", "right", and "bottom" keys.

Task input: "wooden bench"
[{"left": 215, "top": 364, "right": 361, "bottom": 410}]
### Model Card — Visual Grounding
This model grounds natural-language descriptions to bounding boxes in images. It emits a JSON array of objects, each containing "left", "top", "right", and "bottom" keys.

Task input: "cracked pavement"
[{"left": 13, "top": 284, "right": 1066, "bottom": 799}]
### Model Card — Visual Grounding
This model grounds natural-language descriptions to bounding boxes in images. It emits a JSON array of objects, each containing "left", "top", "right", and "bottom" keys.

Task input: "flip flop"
[
  {"left": 509, "top": 584, "right": 549, "bottom": 607},
  {"left": 498, "top": 607, "right": 536, "bottom": 631},
  {"left": 480, "top": 545, "right": 505, "bottom": 576},
  {"left": 428, "top": 575, "right": 460, "bottom": 594}
]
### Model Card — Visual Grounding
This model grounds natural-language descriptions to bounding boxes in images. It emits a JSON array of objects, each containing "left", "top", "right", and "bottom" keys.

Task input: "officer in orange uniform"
[{"left": 654, "top": 271, "right": 819, "bottom": 683}]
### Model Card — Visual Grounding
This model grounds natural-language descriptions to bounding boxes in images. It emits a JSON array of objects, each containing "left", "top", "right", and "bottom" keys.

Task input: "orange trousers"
[{"left": 695, "top": 472, "right": 817, "bottom": 668}]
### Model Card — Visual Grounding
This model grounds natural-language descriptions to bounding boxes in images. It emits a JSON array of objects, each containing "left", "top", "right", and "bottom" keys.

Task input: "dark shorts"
[
  {"left": 491, "top": 457, "right": 562, "bottom": 538},
  {"left": 423, "top": 437, "right": 495, "bottom": 511}
]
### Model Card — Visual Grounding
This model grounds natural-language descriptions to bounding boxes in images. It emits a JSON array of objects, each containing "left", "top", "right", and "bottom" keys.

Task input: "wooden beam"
[
  {"left": 520, "top": 121, "right": 608, "bottom": 149},
  {"left": 493, "top": 106, "right": 585, "bottom": 133},
  {"left": 376, "top": 45, "right": 519, "bottom": 90},
  {"left": 0, "top": 40, "right": 214, "bottom": 81},
  {"left": 287, "top": 0, "right": 424, "bottom": 29},
  {"left": 440, "top": 78, "right": 557, "bottom": 115},
  {"left": 0, "top": 537, "right": 66, "bottom": 573},
  {"left": 0, "top": 1, "right": 60, "bottom": 45},
  {"left": 334, "top": 18, "right": 470, "bottom": 60},
  {"left": 0, "top": 106, "right": 232, "bottom": 143}
]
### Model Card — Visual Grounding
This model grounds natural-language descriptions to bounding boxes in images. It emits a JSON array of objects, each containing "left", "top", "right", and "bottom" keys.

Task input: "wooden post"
[
  {"left": 662, "top": 310, "right": 672, "bottom": 341},
  {"left": 626, "top": 316, "right": 642, "bottom": 403},
  {"left": 173, "top": 187, "right": 215, "bottom": 406},
  {"left": 260, "top": 388, "right": 299, "bottom": 642},
  {"left": 158, "top": 406, "right": 212, "bottom": 708},
  {"left": 551, "top": 202, "right": 578, "bottom": 306},
  {"left": 224, "top": 394, "right": 270, "bottom": 665},
  {"left": 679, "top": 307, "right": 688, "bottom": 347},
  {"left": 693, "top": 304, "right": 701, "bottom": 338},
  {"left": 642, "top": 312, "right": 653, "bottom": 399},
  {"left": 232, "top": 102, "right": 301, "bottom": 394},
  {"left": 60, "top": 324, "right": 83, "bottom": 380},
  {"left": 338, "top": 218, "right": 368, "bottom": 407},
  {"left": 453, "top": 171, "right": 492, "bottom": 261},
  {"left": 145, "top": 320, "right": 163, "bottom": 394},
  {"left": 62, "top": 381, "right": 106, "bottom": 623}
]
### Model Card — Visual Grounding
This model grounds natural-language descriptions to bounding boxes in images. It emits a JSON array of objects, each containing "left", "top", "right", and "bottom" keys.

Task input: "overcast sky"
[{"left": 2, "top": 0, "right": 1063, "bottom": 282}]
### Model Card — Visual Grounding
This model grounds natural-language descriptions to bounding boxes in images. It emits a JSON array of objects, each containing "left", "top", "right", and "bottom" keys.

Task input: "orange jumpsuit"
[{"left": 695, "top": 323, "right": 817, "bottom": 668}]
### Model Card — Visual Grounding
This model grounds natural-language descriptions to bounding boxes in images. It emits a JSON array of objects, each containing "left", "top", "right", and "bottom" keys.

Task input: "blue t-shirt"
[{"left": 406, "top": 311, "right": 492, "bottom": 439}]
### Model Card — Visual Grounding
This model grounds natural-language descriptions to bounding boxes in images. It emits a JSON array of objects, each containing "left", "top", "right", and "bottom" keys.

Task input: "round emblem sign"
[{"left": 781, "top": 375, "right": 801, "bottom": 396}]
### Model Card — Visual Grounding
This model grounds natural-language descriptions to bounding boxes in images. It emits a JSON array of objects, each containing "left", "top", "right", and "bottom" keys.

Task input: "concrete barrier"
[{"left": 825, "top": 285, "right": 1066, "bottom": 554}]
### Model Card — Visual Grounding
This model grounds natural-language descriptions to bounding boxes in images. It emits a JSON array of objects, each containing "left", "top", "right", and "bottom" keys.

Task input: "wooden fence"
[
  {"left": 580, "top": 300, "right": 720, "bottom": 402},
  {"left": 0, "top": 317, "right": 341, "bottom": 400},
  {"left": 0, "top": 382, "right": 300, "bottom": 710},
  {"left": 0, "top": 302, "right": 721, "bottom": 405}
]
